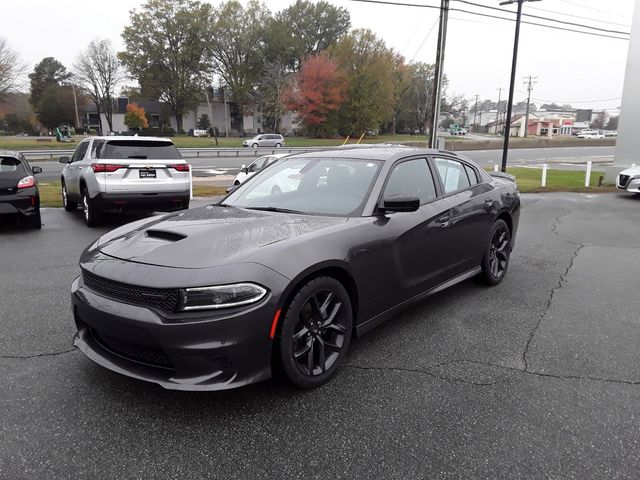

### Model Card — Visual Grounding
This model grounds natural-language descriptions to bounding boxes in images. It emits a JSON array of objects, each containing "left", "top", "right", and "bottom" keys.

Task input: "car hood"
[
  {"left": 97, "top": 205, "right": 347, "bottom": 269},
  {"left": 620, "top": 166, "right": 640, "bottom": 176}
]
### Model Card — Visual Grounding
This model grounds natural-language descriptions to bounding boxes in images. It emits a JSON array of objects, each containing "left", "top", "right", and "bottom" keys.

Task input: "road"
[
  {"left": 1, "top": 192, "right": 639, "bottom": 479},
  {"left": 30, "top": 145, "right": 615, "bottom": 183}
]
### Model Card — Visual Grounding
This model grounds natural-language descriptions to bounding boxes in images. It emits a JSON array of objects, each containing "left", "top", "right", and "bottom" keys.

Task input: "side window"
[
  {"left": 383, "top": 158, "right": 437, "bottom": 205},
  {"left": 434, "top": 158, "right": 471, "bottom": 194},
  {"left": 464, "top": 164, "right": 479, "bottom": 185},
  {"left": 72, "top": 142, "right": 89, "bottom": 163},
  {"left": 91, "top": 140, "right": 105, "bottom": 159},
  {"left": 249, "top": 157, "right": 266, "bottom": 172}
]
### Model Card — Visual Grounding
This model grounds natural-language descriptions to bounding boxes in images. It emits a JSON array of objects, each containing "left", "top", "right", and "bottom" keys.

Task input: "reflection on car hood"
[
  {"left": 620, "top": 166, "right": 640, "bottom": 176},
  {"left": 97, "top": 205, "right": 347, "bottom": 268}
]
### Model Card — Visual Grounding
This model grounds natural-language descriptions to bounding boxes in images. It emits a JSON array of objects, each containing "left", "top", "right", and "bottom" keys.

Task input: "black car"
[
  {"left": 0, "top": 151, "right": 42, "bottom": 229},
  {"left": 71, "top": 147, "right": 520, "bottom": 391}
]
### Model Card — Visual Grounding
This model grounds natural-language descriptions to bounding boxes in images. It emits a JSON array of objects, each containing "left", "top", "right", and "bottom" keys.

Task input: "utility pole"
[
  {"left": 223, "top": 87, "right": 229, "bottom": 138},
  {"left": 428, "top": 0, "right": 450, "bottom": 149},
  {"left": 72, "top": 84, "right": 80, "bottom": 130},
  {"left": 473, "top": 94, "right": 479, "bottom": 131},
  {"left": 204, "top": 86, "right": 219, "bottom": 146},
  {"left": 500, "top": 0, "right": 541, "bottom": 173},
  {"left": 523, "top": 75, "right": 537, "bottom": 137},
  {"left": 496, "top": 87, "right": 504, "bottom": 134}
]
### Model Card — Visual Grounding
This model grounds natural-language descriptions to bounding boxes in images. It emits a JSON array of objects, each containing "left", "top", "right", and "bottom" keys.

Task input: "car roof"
[
  {"left": 291, "top": 145, "right": 460, "bottom": 162},
  {"left": 81, "top": 136, "right": 174, "bottom": 142},
  {"left": 0, "top": 150, "right": 22, "bottom": 159}
]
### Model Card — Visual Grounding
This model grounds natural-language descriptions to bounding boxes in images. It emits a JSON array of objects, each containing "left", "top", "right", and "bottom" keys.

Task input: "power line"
[
  {"left": 348, "top": 0, "right": 630, "bottom": 40},
  {"left": 410, "top": 17, "right": 440, "bottom": 61},
  {"left": 526, "top": 5, "right": 630, "bottom": 28},
  {"left": 557, "top": 0, "right": 631, "bottom": 19},
  {"left": 453, "top": 0, "right": 630, "bottom": 36}
]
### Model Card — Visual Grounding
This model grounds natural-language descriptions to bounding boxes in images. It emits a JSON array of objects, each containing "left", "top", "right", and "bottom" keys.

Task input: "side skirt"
[{"left": 355, "top": 266, "right": 482, "bottom": 337}]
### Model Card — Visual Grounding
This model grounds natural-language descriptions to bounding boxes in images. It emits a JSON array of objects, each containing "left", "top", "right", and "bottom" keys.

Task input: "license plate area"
[{"left": 139, "top": 169, "right": 156, "bottom": 178}]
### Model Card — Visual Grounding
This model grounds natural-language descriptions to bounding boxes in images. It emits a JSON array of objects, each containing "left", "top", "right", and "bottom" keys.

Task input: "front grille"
[
  {"left": 619, "top": 174, "right": 630, "bottom": 188},
  {"left": 82, "top": 270, "right": 179, "bottom": 313},
  {"left": 92, "top": 330, "right": 174, "bottom": 369}
]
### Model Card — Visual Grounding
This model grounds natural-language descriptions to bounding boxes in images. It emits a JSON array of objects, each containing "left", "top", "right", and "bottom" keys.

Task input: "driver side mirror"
[
  {"left": 379, "top": 195, "right": 420, "bottom": 214},
  {"left": 58, "top": 156, "right": 71, "bottom": 164},
  {"left": 240, "top": 164, "right": 248, "bottom": 174},
  {"left": 32, "top": 166, "right": 43, "bottom": 174}
]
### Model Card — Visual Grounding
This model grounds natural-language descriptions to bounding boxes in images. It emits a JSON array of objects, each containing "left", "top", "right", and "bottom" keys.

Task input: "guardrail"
[{"left": 21, "top": 146, "right": 331, "bottom": 161}]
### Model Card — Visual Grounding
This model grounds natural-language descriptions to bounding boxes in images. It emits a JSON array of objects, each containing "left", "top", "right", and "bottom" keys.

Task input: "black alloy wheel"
[
  {"left": 62, "top": 181, "right": 77, "bottom": 211},
  {"left": 81, "top": 188, "right": 101, "bottom": 227},
  {"left": 278, "top": 277, "right": 353, "bottom": 389},
  {"left": 481, "top": 219, "right": 511, "bottom": 285},
  {"left": 28, "top": 210, "right": 42, "bottom": 229}
]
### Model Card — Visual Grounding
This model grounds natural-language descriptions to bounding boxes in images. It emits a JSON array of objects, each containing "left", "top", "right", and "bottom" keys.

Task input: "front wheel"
[
  {"left": 278, "top": 277, "right": 353, "bottom": 389},
  {"left": 275, "top": 142, "right": 282, "bottom": 148},
  {"left": 252, "top": 143, "right": 259, "bottom": 148},
  {"left": 62, "top": 182, "right": 77, "bottom": 211},
  {"left": 81, "top": 188, "right": 101, "bottom": 227},
  {"left": 480, "top": 219, "right": 511, "bottom": 285}
]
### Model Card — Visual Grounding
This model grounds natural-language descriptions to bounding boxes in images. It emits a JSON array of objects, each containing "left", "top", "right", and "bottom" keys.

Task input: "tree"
[
  {"left": 606, "top": 116, "right": 619, "bottom": 131},
  {"left": 330, "top": 29, "right": 396, "bottom": 135},
  {"left": 286, "top": 54, "right": 346, "bottom": 136},
  {"left": 269, "top": 1, "right": 350, "bottom": 70},
  {"left": 396, "top": 62, "right": 437, "bottom": 133},
  {"left": 591, "top": 111, "right": 608, "bottom": 130},
  {"left": 74, "top": 39, "right": 127, "bottom": 134},
  {"left": 208, "top": 1, "right": 271, "bottom": 119},
  {"left": 120, "top": 0, "right": 212, "bottom": 132},
  {"left": 29, "top": 57, "right": 72, "bottom": 107},
  {"left": 123, "top": 103, "right": 148, "bottom": 130},
  {"left": 257, "top": 60, "right": 292, "bottom": 132},
  {"left": 35, "top": 84, "right": 77, "bottom": 130},
  {"left": 0, "top": 38, "right": 26, "bottom": 100},
  {"left": 196, "top": 113, "right": 211, "bottom": 130}
]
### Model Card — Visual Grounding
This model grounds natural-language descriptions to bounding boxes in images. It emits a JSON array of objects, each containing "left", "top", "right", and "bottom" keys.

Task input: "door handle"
[{"left": 484, "top": 198, "right": 493, "bottom": 207}]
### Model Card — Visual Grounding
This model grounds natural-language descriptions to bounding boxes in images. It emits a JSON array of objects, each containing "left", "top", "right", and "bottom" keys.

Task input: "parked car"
[
  {"left": 616, "top": 165, "right": 640, "bottom": 194},
  {"left": 71, "top": 146, "right": 520, "bottom": 391},
  {"left": 0, "top": 151, "right": 42, "bottom": 229},
  {"left": 242, "top": 134, "right": 285, "bottom": 148},
  {"left": 59, "top": 136, "right": 190, "bottom": 227},
  {"left": 229, "top": 153, "right": 288, "bottom": 191},
  {"left": 603, "top": 131, "right": 618, "bottom": 137},
  {"left": 576, "top": 130, "right": 604, "bottom": 139}
]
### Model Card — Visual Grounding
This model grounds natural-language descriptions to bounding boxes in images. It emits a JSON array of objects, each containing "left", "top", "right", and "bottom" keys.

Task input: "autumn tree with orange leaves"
[
  {"left": 286, "top": 54, "right": 347, "bottom": 137},
  {"left": 123, "top": 103, "right": 148, "bottom": 131}
]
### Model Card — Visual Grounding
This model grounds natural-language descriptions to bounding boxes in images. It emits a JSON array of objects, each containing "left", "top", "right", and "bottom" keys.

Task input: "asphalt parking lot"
[{"left": 1, "top": 192, "right": 640, "bottom": 479}]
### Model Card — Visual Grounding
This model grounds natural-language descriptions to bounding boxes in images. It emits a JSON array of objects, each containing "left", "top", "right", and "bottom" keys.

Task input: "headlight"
[{"left": 179, "top": 283, "right": 267, "bottom": 311}]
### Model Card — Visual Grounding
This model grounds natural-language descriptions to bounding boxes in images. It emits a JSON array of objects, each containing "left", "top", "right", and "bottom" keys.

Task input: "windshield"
[
  {"left": 225, "top": 156, "right": 382, "bottom": 216},
  {"left": 103, "top": 141, "right": 181, "bottom": 160}
]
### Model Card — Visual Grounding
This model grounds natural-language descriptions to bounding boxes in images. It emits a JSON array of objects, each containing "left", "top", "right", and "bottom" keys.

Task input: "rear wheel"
[
  {"left": 278, "top": 277, "right": 353, "bottom": 389},
  {"left": 61, "top": 181, "right": 77, "bottom": 211},
  {"left": 28, "top": 210, "right": 42, "bottom": 229},
  {"left": 275, "top": 142, "right": 282, "bottom": 148},
  {"left": 252, "top": 143, "right": 259, "bottom": 148},
  {"left": 81, "top": 188, "right": 101, "bottom": 227},
  {"left": 480, "top": 219, "right": 511, "bottom": 285}
]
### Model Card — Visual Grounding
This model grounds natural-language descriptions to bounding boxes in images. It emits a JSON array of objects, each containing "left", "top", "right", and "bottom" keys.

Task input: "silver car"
[
  {"left": 59, "top": 136, "right": 190, "bottom": 227},
  {"left": 242, "top": 134, "right": 285, "bottom": 148}
]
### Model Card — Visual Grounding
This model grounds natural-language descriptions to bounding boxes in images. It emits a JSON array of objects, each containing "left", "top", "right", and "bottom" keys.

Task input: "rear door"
[
  {"left": 100, "top": 140, "right": 189, "bottom": 194},
  {"left": 66, "top": 141, "right": 90, "bottom": 196}
]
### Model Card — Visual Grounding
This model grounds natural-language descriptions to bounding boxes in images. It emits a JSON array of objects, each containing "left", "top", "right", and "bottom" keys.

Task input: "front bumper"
[
  {"left": 0, "top": 187, "right": 39, "bottom": 217},
  {"left": 92, "top": 191, "right": 189, "bottom": 212},
  {"left": 71, "top": 258, "right": 289, "bottom": 391},
  {"left": 617, "top": 175, "right": 640, "bottom": 193}
]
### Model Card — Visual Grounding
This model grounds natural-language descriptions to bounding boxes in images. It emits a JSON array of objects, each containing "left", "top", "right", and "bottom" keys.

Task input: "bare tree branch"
[{"left": 0, "top": 38, "right": 27, "bottom": 100}]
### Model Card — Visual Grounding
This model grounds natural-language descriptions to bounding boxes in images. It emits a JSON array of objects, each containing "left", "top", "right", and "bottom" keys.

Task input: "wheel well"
[
  {"left": 79, "top": 178, "right": 87, "bottom": 193},
  {"left": 496, "top": 211, "right": 512, "bottom": 235},
  {"left": 280, "top": 266, "right": 360, "bottom": 332}
]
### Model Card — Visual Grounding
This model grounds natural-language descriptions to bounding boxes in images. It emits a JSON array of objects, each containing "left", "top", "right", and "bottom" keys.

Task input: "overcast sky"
[{"left": 2, "top": 0, "right": 635, "bottom": 110}]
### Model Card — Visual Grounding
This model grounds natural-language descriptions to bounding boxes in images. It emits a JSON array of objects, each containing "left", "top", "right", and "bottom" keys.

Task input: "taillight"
[
  {"left": 170, "top": 164, "right": 190, "bottom": 172},
  {"left": 17, "top": 176, "right": 35, "bottom": 189},
  {"left": 92, "top": 163, "right": 126, "bottom": 173}
]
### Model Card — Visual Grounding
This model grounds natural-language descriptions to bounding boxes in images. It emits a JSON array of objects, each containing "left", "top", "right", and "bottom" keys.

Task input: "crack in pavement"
[
  {"left": 0, "top": 348, "right": 76, "bottom": 359},
  {"left": 343, "top": 363, "right": 504, "bottom": 386},
  {"left": 521, "top": 243, "right": 585, "bottom": 371}
]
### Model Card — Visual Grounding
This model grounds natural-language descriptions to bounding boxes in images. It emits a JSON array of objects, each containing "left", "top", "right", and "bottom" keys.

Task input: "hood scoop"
[{"left": 145, "top": 229, "right": 187, "bottom": 242}]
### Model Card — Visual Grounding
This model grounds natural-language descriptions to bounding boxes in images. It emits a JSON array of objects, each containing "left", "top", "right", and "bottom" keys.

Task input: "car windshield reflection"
[{"left": 225, "top": 157, "right": 382, "bottom": 216}]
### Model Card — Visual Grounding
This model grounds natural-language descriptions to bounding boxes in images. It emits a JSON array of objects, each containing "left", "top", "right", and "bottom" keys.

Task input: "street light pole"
[
  {"left": 429, "top": 0, "right": 450, "bottom": 149},
  {"left": 499, "top": 0, "right": 540, "bottom": 172}
]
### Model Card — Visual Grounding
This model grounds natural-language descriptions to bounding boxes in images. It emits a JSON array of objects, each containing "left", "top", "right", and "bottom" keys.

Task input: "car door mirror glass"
[
  {"left": 59, "top": 156, "right": 71, "bottom": 164},
  {"left": 32, "top": 166, "right": 43, "bottom": 174},
  {"left": 381, "top": 195, "right": 420, "bottom": 213},
  {"left": 241, "top": 164, "right": 248, "bottom": 174}
]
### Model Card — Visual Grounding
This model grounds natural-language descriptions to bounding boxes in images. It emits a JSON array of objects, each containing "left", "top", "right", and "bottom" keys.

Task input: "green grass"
[
  {"left": 493, "top": 167, "right": 616, "bottom": 193},
  {"left": 37, "top": 181, "right": 227, "bottom": 208}
]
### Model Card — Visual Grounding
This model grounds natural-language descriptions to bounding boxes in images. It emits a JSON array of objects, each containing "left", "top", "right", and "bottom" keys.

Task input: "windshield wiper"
[{"left": 244, "top": 206, "right": 305, "bottom": 214}]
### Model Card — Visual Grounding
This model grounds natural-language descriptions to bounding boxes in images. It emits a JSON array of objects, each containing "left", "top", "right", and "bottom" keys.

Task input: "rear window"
[
  {"left": 0, "top": 157, "right": 27, "bottom": 176},
  {"left": 103, "top": 141, "right": 181, "bottom": 160}
]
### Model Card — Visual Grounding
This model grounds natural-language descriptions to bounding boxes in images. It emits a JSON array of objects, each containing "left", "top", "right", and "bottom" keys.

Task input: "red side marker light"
[{"left": 269, "top": 309, "right": 282, "bottom": 339}]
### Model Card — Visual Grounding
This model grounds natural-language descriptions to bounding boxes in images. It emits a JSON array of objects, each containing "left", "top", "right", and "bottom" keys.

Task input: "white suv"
[
  {"left": 59, "top": 136, "right": 190, "bottom": 227},
  {"left": 242, "top": 134, "right": 285, "bottom": 148}
]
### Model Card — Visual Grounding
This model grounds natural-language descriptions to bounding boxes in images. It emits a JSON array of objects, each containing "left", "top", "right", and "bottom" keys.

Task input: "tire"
[
  {"left": 277, "top": 276, "right": 353, "bottom": 389},
  {"left": 81, "top": 188, "right": 101, "bottom": 227},
  {"left": 275, "top": 142, "right": 282, "bottom": 148},
  {"left": 480, "top": 219, "right": 511, "bottom": 285},
  {"left": 252, "top": 143, "right": 259, "bottom": 148},
  {"left": 61, "top": 181, "right": 77, "bottom": 211},
  {"left": 28, "top": 210, "right": 42, "bottom": 229}
]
